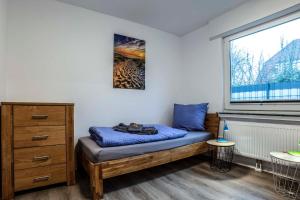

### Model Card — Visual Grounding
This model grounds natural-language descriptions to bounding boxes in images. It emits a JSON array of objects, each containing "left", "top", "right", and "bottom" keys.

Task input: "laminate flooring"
[{"left": 15, "top": 157, "right": 282, "bottom": 200}]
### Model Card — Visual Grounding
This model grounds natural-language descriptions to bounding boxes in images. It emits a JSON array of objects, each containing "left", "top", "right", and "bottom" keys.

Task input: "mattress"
[{"left": 78, "top": 131, "right": 212, "bottom": 162}]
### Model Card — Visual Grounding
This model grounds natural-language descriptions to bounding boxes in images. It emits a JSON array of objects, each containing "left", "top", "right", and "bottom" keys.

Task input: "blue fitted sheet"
[
  {"left": 89, "top": 125, "right": 187, "bottom": 147},
  {"left": 79, "top": 131, "right": 212, "bottom": 162}
]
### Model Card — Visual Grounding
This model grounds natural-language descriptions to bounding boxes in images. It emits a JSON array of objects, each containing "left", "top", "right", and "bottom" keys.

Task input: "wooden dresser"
[{"left": 1, "top": 102, "right": 75, "bottom": 200}]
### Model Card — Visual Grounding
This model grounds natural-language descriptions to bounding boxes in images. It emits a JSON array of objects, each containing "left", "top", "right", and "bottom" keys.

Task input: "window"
[{"left": 224, "top": 12, "right": 300, "bottom": 111}]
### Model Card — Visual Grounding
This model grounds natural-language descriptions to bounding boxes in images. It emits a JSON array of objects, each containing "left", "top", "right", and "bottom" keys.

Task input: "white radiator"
[{"left": 224, "top": 121, "right": 300, "bottom": 162}]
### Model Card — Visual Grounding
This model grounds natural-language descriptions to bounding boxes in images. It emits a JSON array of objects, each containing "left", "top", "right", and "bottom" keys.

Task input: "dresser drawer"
[
  {"left": 14, "top": 164, "right": 66, "bottom": 192},
  {"left": 14, "top": 145, "right": 66, "bottom": 170},
  {"left": 14, "top": 106, "right": 66, "bottom": 126},
  {"left": 14, "top": 126, "right": 66, "bottom": 148}
]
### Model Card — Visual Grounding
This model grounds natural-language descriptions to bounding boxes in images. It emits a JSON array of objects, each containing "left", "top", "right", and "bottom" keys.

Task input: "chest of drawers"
[{"left": 1, "top": 102, "right": 75, "bottom": 200}]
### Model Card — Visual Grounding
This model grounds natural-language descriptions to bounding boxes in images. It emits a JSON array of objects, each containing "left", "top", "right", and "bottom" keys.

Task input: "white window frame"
[{"left": 223, "top": 11, "right": 300, "bottom": 112}]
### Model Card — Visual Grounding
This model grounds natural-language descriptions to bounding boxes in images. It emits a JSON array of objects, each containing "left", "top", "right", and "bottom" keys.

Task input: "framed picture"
[{"left": 113, "top": 34, "right": 145, "bottom": 90}]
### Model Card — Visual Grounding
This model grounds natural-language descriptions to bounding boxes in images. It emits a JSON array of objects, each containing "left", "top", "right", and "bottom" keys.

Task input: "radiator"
[{"left": 224, "top": 121, "right": 300, "bottom": 162}]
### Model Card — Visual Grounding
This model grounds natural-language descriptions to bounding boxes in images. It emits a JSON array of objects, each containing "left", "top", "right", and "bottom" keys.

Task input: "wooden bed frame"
[{"left": 77, "top": 113, "right": 220, "bottom": 200}]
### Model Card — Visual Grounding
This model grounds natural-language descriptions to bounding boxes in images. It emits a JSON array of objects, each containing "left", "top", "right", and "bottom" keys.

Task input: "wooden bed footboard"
[{"left": 78, "top": 113, "right": 220, "bottom": 200}]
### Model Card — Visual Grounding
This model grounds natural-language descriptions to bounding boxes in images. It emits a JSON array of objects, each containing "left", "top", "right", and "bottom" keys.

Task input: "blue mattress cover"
[{"left": 79, "top": 131, "right": 212, "bottom": 162}]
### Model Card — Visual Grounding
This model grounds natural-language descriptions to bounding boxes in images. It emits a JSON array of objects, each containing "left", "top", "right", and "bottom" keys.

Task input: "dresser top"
[{"left": 1, "top": 102, "right": 74, "bottom": 106}]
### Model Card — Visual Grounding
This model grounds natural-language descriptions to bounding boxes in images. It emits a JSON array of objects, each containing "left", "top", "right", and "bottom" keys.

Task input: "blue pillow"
[{"left": 173, "top": 103, "right": 208, "bottom": 131}]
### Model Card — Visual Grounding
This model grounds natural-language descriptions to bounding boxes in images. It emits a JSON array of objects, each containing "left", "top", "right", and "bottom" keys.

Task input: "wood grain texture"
[
  {"left": 101, "top": 141, "right": 208, "bottom": 179},
  {"left": 14, "top": 164, "right": 67, "bottom": 192},
  {"left": 13, "top": 106, "right": 66, "bottom": 127},
  {"left": 66, "top": 105, "right": 76, "bottom": 186},
  {"left": 1, "top": 105, "right": 14, "bottom": 200},
  {"left": 1, "top": 102, "right": 74, "bottom": 106},
  {"left": 78, "top": 113, "right": 220, "bottom": 200},
  {"left": 14, "top": 157, "right": 282, "bottom": 200},
  {"left": 14, "top": 126, "right": 66, "bottom": 148},
  {"left": 170, "top": 142, "right": 208, "bottom": 162},
  {"left": 207, "top": 139, "right": 235, "bottom": 146},
  {"left": 1, "top": 102, "right": 75, "bottom": 199},
  {"left": 90, "top": 163, "right": 103, "bottom": 200},
  {"left": 14, "top": 145, "right": 66, "bottom": 170},
  {"left": 205, "top": 113, "right": 220, "bottom": 139}
]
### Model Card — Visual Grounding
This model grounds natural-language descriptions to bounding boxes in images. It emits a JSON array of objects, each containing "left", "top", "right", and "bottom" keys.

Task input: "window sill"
[{"left": 219, "top": 111, "right": 300, "bottom": 123}]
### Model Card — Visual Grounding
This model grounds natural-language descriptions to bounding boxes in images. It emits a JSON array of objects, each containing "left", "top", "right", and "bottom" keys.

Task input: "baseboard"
[{"left": 233, "top": 154, "right": 273, "bottom": 174}]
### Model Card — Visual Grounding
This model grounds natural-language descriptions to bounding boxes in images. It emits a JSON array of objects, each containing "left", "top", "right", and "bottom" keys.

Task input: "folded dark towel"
[
  {"left": 128, "top": 123, "right": 143, "bottom": 132},
  {"left": 113, "top": 123, "right": 128, "bottom": 133},
  {"left": 113, "top": 123, "right": 158, "bottom": 135},
  {"left": 141, "top": 127, "right": 158, "bottom": 135}
]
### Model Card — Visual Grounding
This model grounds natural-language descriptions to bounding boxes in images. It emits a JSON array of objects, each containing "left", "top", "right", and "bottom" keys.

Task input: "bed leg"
[{"left": 89, "top": 164, "right": 103, "bottom": 200}]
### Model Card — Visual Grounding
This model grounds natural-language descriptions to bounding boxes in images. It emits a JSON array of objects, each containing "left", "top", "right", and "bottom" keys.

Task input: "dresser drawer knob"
[
  {"left": 32, "top": 115, "right": 48, "bottom": 120},
  {"left": 33, "top": 156, "right": 49, "bottom": 161},
  {"left": 32, "top": 135, "right": 48, "bottom": 141},
  {"left": 33, "top": 176, "right": 50, "bottom": 183}
]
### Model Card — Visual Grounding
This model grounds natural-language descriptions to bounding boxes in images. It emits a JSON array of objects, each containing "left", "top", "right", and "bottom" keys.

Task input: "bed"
[{"left": 77, "top": 113, "right": 220, "bottom": 200}]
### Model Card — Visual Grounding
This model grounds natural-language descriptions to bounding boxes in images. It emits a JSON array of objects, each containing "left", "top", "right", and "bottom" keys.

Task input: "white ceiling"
[{"left": 57, "top": 0, "right": 248, "bottom": 36}]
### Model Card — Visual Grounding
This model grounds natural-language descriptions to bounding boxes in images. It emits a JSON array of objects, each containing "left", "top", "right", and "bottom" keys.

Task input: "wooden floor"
[{"left": 15, "top": 156, "right": 282, "bottom": 200}]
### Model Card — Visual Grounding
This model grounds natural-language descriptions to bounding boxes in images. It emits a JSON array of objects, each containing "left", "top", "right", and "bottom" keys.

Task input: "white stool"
[{"left": 270, "top": 152, "right": 300, "bottom": 199}]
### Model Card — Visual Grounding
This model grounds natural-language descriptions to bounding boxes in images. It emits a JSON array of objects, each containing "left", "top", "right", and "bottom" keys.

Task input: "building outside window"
[{"left": 224, "top": 12, "right": 300, "bottom": 111}]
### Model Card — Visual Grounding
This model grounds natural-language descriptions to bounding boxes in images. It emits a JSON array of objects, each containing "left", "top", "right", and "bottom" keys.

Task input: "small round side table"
[
  {"left": 270, "top": 152, "right": 300, "bottom": 200},
  {"left": 207, "top": 139, "right": 235, "bottom": 173}
]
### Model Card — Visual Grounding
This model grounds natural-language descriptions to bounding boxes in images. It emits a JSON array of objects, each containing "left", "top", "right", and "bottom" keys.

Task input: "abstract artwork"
[{"left": 113, "top": 34, "right": 145, "bottom": 90}]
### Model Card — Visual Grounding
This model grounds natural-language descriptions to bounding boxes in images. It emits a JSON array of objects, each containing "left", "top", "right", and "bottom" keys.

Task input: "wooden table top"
[
  {"left": 207, "top": 139, "right": 235, "bottom": 147},
  {"left": 270, "top": 152, "right": 300, "bottom": 163}
]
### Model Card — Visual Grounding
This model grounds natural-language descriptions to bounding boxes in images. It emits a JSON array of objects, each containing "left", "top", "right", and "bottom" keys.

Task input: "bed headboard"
[{"left": 205, "top": 113, "right": 220, "bottom": 139}]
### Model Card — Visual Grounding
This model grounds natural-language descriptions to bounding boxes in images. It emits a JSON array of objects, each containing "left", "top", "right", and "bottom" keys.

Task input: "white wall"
[
  {"left": 179, "top": 27, "right": 223, "bottom": 112},
  {"left": 181, "top": 0, "right": 300, "bottom": 112},
  {"left": 6, "top": 0, "right": 182, "bottom": 140},
  {"left": 0, "top": 0, "right": 6, "bottom": 101},
  {"left": 209, "top": 0, "right": 300, "bottom": 37},
  {"left": 5, "top": 0, "right": 300, "bottom": 141}
]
